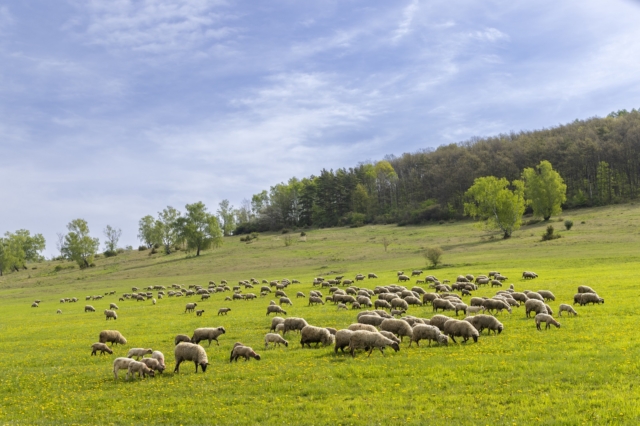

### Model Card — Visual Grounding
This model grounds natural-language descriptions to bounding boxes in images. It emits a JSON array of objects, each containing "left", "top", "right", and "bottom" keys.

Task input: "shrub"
[
  {"left": 541, "top": 225, "right": 561, "bottom": 241},
  {"left": 281, "top": 229, "right": 290, "bottom": 234},
  {"left": 525, "top": 218, "right": 542, "bottom": 226},
  {"left": 150, "top": 247, "right": 158, "bottom": 255},
  {"left": 564, "top": 220, "right": 574, "bottom": 230},
  {"left": 103, "top": 250, "right": 117, "bottom": 258},
  {"left": 424, "top": 246, "right": 444, "bottom": 267},
  {"left": 300, "top": 231, "right": 306, "bottom": 237},
  {"left": 54, "top": 264, "right": 75, "bottom": 272},
  {"left": 284, "top": 235, "right": 294, "bottom": 247},
  {"left": 138, "top": 245, "right": 147, "bottom": 251},
  {"left": 117, "top": 247, "right": 126, "bottom": 253},
  {"left": 382, "top": 237, "right": 391, "bottom": 252}
]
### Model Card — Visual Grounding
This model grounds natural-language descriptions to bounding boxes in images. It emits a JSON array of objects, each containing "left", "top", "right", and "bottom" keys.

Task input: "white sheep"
[
  {"left": 443, "top": 319, "right": 479, "bottom": 343},
  {"left": 91, "top": 342, "right": 113, "bottom": 356},
  {"left": 230, "top": 344, "right": 261, "bottom": 362},
  {"left": 265, "top": 333, "right": 289, "bottom": 349},
  {"left": 409, "top": 324, "right": 448, "bottom": 347},
  {"left": 300, "top": 325, "right": 335, "bottom": 348},
  {"left": 379, "top": 319, "right": 414, "bottom": 342},
  {"left": 151, "top": 350, "right": 165, "bottom": 368},
  {"left": 140, "top": 358, "right": 165, "bottom": 374},
  {"left": 558, "top": 304, "right": 578, "bottom": 317},
  {"left": 127, "top": 348, "right": 153, "bottom": 360},
  {"left": 104, "top": 309, "right": 117, "bottom": 320},
  {"left": 113, "top": 357, "right": 135, "bottom": 379},
  {"left": 99, "top": 330, "right": 127, "bottom": 346},
  {"left": 535, "top": 313, "right": 561, "bottom": 330},
  {"left": 174, "top": 342, "right": 209, "bottom": 373},
  {"left": 191, "top": 327, "right": 226, "bottom": 346},
  {"left": 126, "top": 360, "right": 155, "bottom": 380},
  {"left": 348, "top": 330, "right": 400, "bottom": 358}
]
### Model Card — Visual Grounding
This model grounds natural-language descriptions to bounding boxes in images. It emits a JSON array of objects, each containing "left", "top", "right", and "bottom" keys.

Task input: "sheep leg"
[
  {"left": 174, "top": 360, "right": 182, "bottom": 373},
  {"left": 449, "top": 335, "right": 457, "bottom": 344},
  {"left": 194, "top": 361, "right": 199, "bottom": 372}
]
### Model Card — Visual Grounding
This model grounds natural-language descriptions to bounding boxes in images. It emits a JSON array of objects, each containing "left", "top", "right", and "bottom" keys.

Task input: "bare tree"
[
  {"left": 382, "top": 237, "right": 391, "bottom": 252},
  {"left": 104, "top": 225, "right": 122, "bottom": 254},
  {"left": 424, "top": 246, "right": 443, "bottom": 268}
]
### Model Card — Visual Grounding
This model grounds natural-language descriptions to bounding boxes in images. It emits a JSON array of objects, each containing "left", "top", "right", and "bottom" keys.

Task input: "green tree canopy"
[
  {"left": 0, "top": 230, "right": 46, "bottom": 275},
  {"left": 158, "top": 206, "right": 182, "bottom": 254},
  {"left": 522, "top": 160, "right": 567, "bottom": 221},
  {"left": 176, "top": 202, "right": 223, "bottom": 256},
  {"left": 137, "top": 215, "right": 162, "bottom": 248},
  {"left": 217, "top": 199, "right": 236, "bottom": 236},
  {"left": 464, "top": 176, "right": 527, "bottom": 239},
  {"left": 103, "top": 225, "right": 122, "bottom": 254},
  {"left": 61, "top": 219, "right": 99, "bottom": 268}
]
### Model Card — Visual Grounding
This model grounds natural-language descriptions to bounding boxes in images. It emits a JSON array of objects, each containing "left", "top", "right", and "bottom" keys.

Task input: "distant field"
[{"left": 1, "top": 204, "right": 639, "bottom": 425}]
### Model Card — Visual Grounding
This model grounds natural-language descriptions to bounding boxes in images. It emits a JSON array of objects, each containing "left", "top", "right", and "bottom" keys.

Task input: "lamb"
[
  {"left": 334, "top": 329, "right": 354, "bottom": 353},
  {"left": 270, "top": 316, "right": 285, "bottom": 332},
  {"left": 390, "top": 309, "right": 406, "bottom": 317},
  {"left": 196, "top": 310, "right": 205, "bottom": 316},
  {"left": 348, "top": 323, "right": 378, "bottom": 332},
  {"left": 191, "top": 327, "right": 226, "bottom": 346},
  {"left": 348, "top": 330, "right": 400, "bottom": 358},
  {"left": 524, "top": 299, "right": 548, "bottom": 318},
  {"left": 283, "top": 317, "right": 309, "bottom": 335},
  {"left": 113, "top": 357, "right": 135, "bottom": 380},
  {"left": 127, "top": 348, "right": 153, "bottom": 360},
  {"left": 91, "top": 342, "right": 113, "bottom": 356},
  {"left": 537, "top": 290, "right": 556, "bottom": 301},
  {"left": 535, "top": 313, "right": 561, "bottom": 330},
  {"left": 358, "top": 315, "right": 385, "bottom": 327},
  {"left": 174, "top": 342, "right": 209, "bottom": 373},
  {"left": 230, "top": 344, "right": 262, "bottom": 362},
  {"left": 410, "top": 324, "right": 449, "bottom": 347},
  {"left": 109, "top": 303, "right": 119, "bottom": 310},
  {"left": 140, "top": 358, "right": 165, "bottom": 374},
  {"left": 578, "top": 285, "right": 596, "bottom": 294},
  {"left": 85, "top": 305, "right": 95, "bottom": 312},
  {"left": 104, "top": 310, "right": 117, "bottom": 320},
  {"left": 185, "top": 302, "right": 198, "bottom": 313},
  {"left": 264, "top": 333, "right": 289, "bottom": 349},
  {"left": 99, "top": 330, "right": 127, "bottom": 346},
  {"left": 300, "top": 325, "right": 335, "bottom": 348},
  {"left": 266, "top": 305, "right": 287, "bottom": 315},
  {"left": 151, "top": 350, "right": 165, "bottom": 369},
  {"left": 174, "top": 334, "right": 191, "bottom": 345},
  {"left": 379, "top": 318, "right": 414, "bottom": 342},
  {"left": 218, "top": 308, "right": 231, "bottom": 315},
  {"left": 558, "top": 304, "right": 578, "bottom": 317},
  {"left": 464, "top": 315, "right": 504, "bottom": 335},
  {"left": 466, "top": 306, "right": 485, "bottom": 315},
  {"left": 443, "top": 319, "right": 480, "bottom": 343}
]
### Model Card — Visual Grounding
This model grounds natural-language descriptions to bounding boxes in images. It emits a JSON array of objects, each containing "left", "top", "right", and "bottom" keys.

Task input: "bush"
[
  {"left": 564, "top": 220, "right": 574, "bottom": 230},
  {"left": 424, "top": 246, "right": 444, "bottom": 267},
  {"left": 103, "top": 250, "right": 117, "bottom": 258},
  {"left": 149, "top": 247, "right": 158, "bottom": 255},
  {"left": 138, "top": 245, "right": 147, "bottom": 251},
  {"left": 117, "top": 247, "right": 126, "bottom": 253},
  {"left": 281, "top": 229, "right": 290, "bottom": 234},
  {"left": 300, "top": 231, "right": 306, "bottom": 237},
  {"left": 284, "top": 235, "right": 294, "bottom": 247},
  {"left": 541, "top": 225, "right": 561, "bottom": 241},
  {"left": 525, "top": 218, "right": 542, "bottom": 226},
  {"left": 54, "top": 264, "right": 75, "bottom": 272},
  {"left": 240, "top": 232, "right": 260, "bottom": 242}
]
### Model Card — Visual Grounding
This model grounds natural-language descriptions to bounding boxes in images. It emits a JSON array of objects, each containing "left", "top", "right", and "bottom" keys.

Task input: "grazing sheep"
[
  {"left": 337, "top": 303, "right": 348, "bottom": 311},
  {"left": 270, "top": 316, "right": 285, "bottom": 332},
  {"left": 464, "top": 315, "right": 504, "bottom": 335},
  {"left": 196, "top": 309, "right": 205, "bottom": 316},
  {"left": 390, "top": 309, "right": 406, "bottom": 317},
  {"left": 575, "top": 293, "right": 604, "bottom": 306},
  {"left": 537, "top": 290, "right": 556, "bottom": 301},
  {"left": 185, "top": 303, "right": 198, "bottom": 313},
  {"left": 374, "top": 299, "right": 392, "bottom": 310},
  {"left": 368, "top": 273, "right": 378, "bottom": 279},
  {"left": 91, "top": 342, "right": 113, "bottom": 356},
  {"left": 264, "top": 333, "right": 289, "bottom": 349},
  {"left": 410, "top": 324, "right": 449, "bottom": 347},
  {"left": 380, "top": 318, "right": 414, "bottom": 342},
  {"left": 522, "top": 271, "right": 538, "bottom": 279},
  {"left": 280, "top": 297, "right": 293, "bottom": 306},
  {"left": 104, "top": 309, "right": 118, "bottom": 320},
  {"left": 545, "top": 304, "right": 554, "bottom": 315},
  {"left": 191, "top": 327, "right": 226, "bottom": 346},
  {"left": 140, "top": 358, "right": 165, "bottom": 374},
  {"left": 525, "top": 292, "right": 544, "bottom": 302},
  {"left": 266, "top": 305, "right": 287, "bottom": 315},
  {"left": 174, "top": 334, "right": 191, "bottom": 345},
  {"left": 390, "top": 298, "right": 409, "bottom": 311},
  {"left": 99, "top": 330, "right": 127, "bottom": 346},
  {"left": 56, "top": 309, "right": 62, "bottom": 314},
  {"left": 174, "top": 342, "right": 209, "bottom": 373},
  {"left": 230, "top": 345, "right": 262, "bottom": 362},
  {"left": 283, "top": 317, "right": 309, "bottom": 335},
  {"left": 511, "top": 292, "right": 529, "bottom": 303},
  {"left": 535, "top": 313, "right": 561, "bottom": 330},
  {"left": 578, "top": 285, "right": 596, "bottom": 294},
  {"left": 113, "top": 357, "right": 136, "bottom": 380},
  {"left": 109, "top": 303, "right": 119, "bottom": 310},
  {"left": 358, "top": 315, "right": 385, "bottom": 327},
  {"left": 379, "top": 331, "right": 401, "bottom": 345},
  {"left": 404, "top": 296, "right": 423, "bottom": 307},
  {"left": 296, "top": 292, "right": 305, "bottom": 298},
  {"left": 334, "top": 329, "right": 355, "bottom": 353},
  {"left": 525, "top": 299, "right": 548, "bottom": 318},
  {"left": 348, "top": 323, "right": 378, "bottom": 332},
  {"left": 428, "top": 315, "right": 453, "bottom": 331},
  {"left": 466, "top": 306, "right": 484, "bottom": 315},
  {"left": 151, "top": 350, "right": 165, "bottom": 369},
  {"left": 127, "top": 348, "right": 153, "bottom": 360},
  {"left": 443, "top": 319, "right": 480, "bottom": 343},
  {"left": 275, "top": 323, "right": 285, "bottom": 334},
  {"left": 433, "top": 299, "right": 456, "bottom": 313},
  {"left": 558, "top": 304, "right": 578, "bottom": 317},
  {"left": 348, "top": 330, "right": 400, "bottom": 358},
  {"left": 300, "top": 325, "right": 335, "bottom": 348},
  {"left": 398, "top": 275, "right": 410, "bottom": 282},
  {"left": 152, "top": 298, "right": 157, "bottom": 305},
  {"left": 482, "top": 299, "right": 512, "bottom": 315},
  {"left": 217, "top": 308, "right": 231, "bottom": 316},
  {"left": 85, "top": 305, "right": 96, "bottom": 312}
]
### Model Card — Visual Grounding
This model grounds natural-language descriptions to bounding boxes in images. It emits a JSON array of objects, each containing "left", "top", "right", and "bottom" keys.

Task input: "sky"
[{"left": 1, "top": 0, "right": 640, "bottom": 256}]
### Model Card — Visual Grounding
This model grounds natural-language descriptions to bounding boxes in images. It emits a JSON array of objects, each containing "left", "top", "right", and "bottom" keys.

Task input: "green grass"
[{"left": 1, "top": 204, "right": 640, "bottom": 425}]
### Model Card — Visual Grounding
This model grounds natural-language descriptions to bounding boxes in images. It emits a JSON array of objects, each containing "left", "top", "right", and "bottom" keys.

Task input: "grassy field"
[{"left": 1, "top": 204, "right": 639, "bottom": 425}]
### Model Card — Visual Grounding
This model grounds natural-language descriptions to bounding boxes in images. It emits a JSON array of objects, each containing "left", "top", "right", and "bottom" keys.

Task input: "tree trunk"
[
  {"left": 503, "top": 231, "right": 511, "bottom": 239},
  {"left": 543, "top": 215, "right": 550, "bottom": 221},
  {"left": 196, "top": 246, "right": 201, "bottom": 256}
]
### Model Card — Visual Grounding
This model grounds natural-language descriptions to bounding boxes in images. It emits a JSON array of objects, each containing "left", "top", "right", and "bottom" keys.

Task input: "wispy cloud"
[{"left": 392, "top": 0, "right": 420, "bottom": 42}]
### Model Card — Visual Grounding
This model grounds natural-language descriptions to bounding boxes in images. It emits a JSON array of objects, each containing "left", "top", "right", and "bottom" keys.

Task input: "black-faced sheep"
[{"left": 174, "top": 342, "right": 209, "bottom": 373}]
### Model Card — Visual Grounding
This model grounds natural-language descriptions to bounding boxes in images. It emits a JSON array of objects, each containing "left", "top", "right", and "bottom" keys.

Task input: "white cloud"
[
  {"left": 468, "top": 27, "right": 509, "bottom": 42},
  {"left": 0, "top": 5, "right": 13, "bottom": 31},
  {"left": 392, "top": 0, "right": 420, "bottom": 42}
]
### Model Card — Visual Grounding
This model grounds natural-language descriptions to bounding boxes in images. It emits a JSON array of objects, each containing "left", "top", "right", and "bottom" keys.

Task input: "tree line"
[{"left": 230, "top": 109, "right": 640, "bottom": 233}]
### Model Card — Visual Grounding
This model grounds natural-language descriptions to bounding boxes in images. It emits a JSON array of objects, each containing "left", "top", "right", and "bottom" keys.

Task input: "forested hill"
[{"left": 234, "top": 109, "right": 640, "bottom": 233}]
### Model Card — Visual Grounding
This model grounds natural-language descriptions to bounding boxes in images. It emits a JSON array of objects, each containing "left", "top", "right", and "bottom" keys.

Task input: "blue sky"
[{"left": 2, "top": 0, "right": 640, "bottom": 255}]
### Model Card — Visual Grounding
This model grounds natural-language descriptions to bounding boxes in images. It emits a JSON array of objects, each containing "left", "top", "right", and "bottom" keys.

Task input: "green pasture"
[{"left": 1, "top": 204, "right": 639, "bottom": 425}]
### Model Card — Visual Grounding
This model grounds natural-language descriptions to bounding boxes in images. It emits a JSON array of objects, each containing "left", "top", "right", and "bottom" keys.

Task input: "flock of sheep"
[{"left": 31, "top": 269, "right": 605, "bottom": 378}]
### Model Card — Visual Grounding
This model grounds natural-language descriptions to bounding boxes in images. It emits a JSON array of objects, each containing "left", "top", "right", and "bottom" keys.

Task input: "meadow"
[{"left": 1, "top": 204, "right": 639, "bottom": 425}]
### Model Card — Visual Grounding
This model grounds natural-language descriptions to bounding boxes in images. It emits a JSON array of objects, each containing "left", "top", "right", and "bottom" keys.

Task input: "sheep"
[
  {"left": 109, "top": 303, "right": 119, "bottom": 310},
  {"left": 140, "top": 358, "right": 165, "bottom": 374},
  {"left": 398, "top": 274, "right": 410, "bottom": 282},
  {"left": 525, "top": 292, "right": 544, "bottom": 302},
  {"left": 174, "top": 334, "right": 191, "bottom": 345},
  {"left": 280, "top": 297, "right": 293, "bottom": 306},
  {"left": 264, "top": 333, "right": 289, "bottom": 349},
  {"left": 379, "top": 318, "right": 414, "bottom": 342},
  {"left": 422, "top": 293, "right": 440, "bottom": 305},
  {"left": 104, "top": 309, "right": 118, "bottom": 320},
  {"left": 578, "top": 285, "right": 596, "bottom": 294},
  {"left": 433, "top": 298, "right": 456, "bottom": 313},
  {"left": 525, "top": 299, "right": 548, "bottom": 318},
  {"left": 151, "top": 350, "right": 165, "bottom": 369},
  {"left": 265, "top": 304, "right": 287, "bottom": 316},
  {"left": 185, "top": 303, "right": 198, "bottom": 313},
  {"left": 348, "top": 323, "right": 378, "bottom": 332},
  {"left": 230, "top": 344, "right": 262, "bottom": 362},
  {"left": 453, "top": 302, "right": 468, "bottom": 316},
  {"left": 358, "top": 315, "right": 385, "bottom": 327},
  {"left": 275, "top": 323, "right": 285, "bottom": 334},
  {"left": 296, "top": 292, "right": 305, "bottom": 298},
  {"left": 217, "top": 307, "right": 231, "bottom": 316},
  {"left": 522, "top": 271, "right": 538, "bottom": 279},
  {"left": 537, "top": 290, "right": 556, "bottom": 301},
  {"left": 113, "top": 357, "right": 136, "bottom": 380},
  {"left": 85, "top": 305, "right": 95, "bottom": 313},
  {"left": 99, "top": 330, "right": 127, "bottom": 346},
  {"left": 379, "top": 331, "right": 401, "bottom": 345},
  {"left": 465, "top": 315, "right": 504, "bottom": 335},
  {"left": 283, "top": 317, "right": 309, "bottom": 335},
  {"left": 270, "top": 316, "right": 285, "bottom": 332},
  {"left": 91, "top": 342, "right": 114, "bottom": 356},
  {"left": 390, "top": 298, "right": 409, "bottom": 311},
  {"left": 535, "top": 313, "right": 561, "bottom": 330},
  {"left": 409, "top": 324, "right": 449, "bottom": 347},
  {"left": 56, "top": 309, "right": 62, "bottom": 314},
  {"left": 428, "top": 315, "right": 453, "bottom": 331},
  {"left": 390, "top": 309, "right": 406, "bottom": 317},
  {"left": 404, "top": 296, "right": 423, "bottom": 307},
  {"left": 125, "top": 348, "right": 152, "bottom": 360},
  {"left": 348, "top": 330, "right": 400, "bottom": 358},
  {"left": 443, "top": 319, "right": 480, "bottom": 343},
  {"left": 558, "top": 304, "right": 578, "bottom": 317},
  {"left": 482, "top": 299, "right": 512, "bottom": 315},
  {"left": 174, "top": 342, "right": 209, "bottom": 373},
  {"left": 545, "top": 304, "right": 554, "bottom": 315},
  {"left": 374, "top": 299, "right": 392, "bottom": 310},
  {"left": 191, "top": 327, "right": 226, "bottom": 346},
  {"left": 511, "top": 292, "right": 529, "bottom": 303},
  {"left": 300, "top": 325, "right": 335, "bottom": 348},
  {"left": 334, "top": 329, "right": 354, "bottom": 353},
  {"left": 466, "top": 306, "right": 485, "bottom": 315},
  {"left": 368, "top": 273, "right": 378, "bottom": 279},
  {"left": 575, "top": 293, "right": 604, "bottom": 305}
]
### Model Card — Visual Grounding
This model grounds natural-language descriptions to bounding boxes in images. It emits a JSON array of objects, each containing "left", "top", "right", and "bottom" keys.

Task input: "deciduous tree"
[
  {"left": 522, "top": 160, "right": 567, "bottom": 221},
  {"left": 177, "top": 202, "right": 223, "bottom": 256},
  {"left": 61, "top": 219, "right": 99, "bottom": 268}
]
